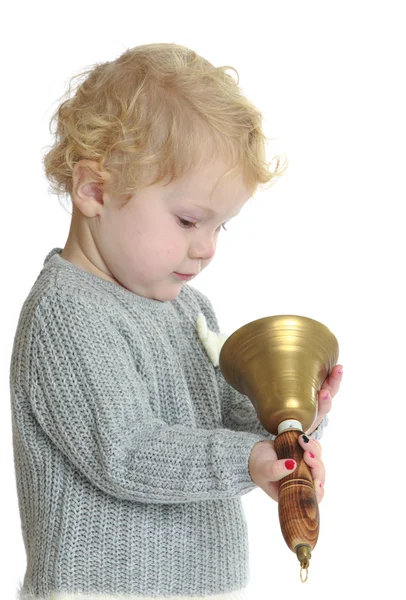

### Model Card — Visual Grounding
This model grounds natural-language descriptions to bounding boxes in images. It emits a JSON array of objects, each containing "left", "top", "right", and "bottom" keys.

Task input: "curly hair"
[{"left": 43, "top": 43, "right": 287, "bottom": 205}]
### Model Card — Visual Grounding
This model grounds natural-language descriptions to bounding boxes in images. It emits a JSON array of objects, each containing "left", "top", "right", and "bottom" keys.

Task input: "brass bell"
[{"left": 219, "top": 315, "right": 339, "bottom": 581}]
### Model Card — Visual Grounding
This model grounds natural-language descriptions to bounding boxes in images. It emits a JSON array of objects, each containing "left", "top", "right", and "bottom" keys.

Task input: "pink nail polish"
[{"left": 310, "top": 452, "right": 315, "bottom": 458}]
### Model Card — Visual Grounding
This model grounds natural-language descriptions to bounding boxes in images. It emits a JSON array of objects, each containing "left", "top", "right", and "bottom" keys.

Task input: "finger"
[
  {"left": 303, "top": 450, "right": 326, "bottom": 484},
  {"left": 322, "top": 363, "right": 344, "bottom": 389},
  {"left": 299, "top": 435, "right": 325, "bottom": 483},
  {"left": 314, "top": 478, "right": 325, "bottom": 503},
  {"left": 312, "top": 438, "right": 322, "bottom": 454},
  {"left": 298, "top": 434, "right": 322, "bottom": 459},
  {"left": 267, "top": 458, "right": 298, "bottom": 482},
  {"left": 320, "top": 364, "right": 344, "bottom": 398},
  {"left": 317, "top": 388, "right": 333, "bottom": 417}
]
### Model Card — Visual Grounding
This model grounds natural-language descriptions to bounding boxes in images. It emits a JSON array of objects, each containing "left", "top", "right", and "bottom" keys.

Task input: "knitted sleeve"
[
  {"left": 26, "top": 291, "right": 266, "bottom": 504},
  {"left": 191, "top": 287, "right": 328, "bottom": 442}
]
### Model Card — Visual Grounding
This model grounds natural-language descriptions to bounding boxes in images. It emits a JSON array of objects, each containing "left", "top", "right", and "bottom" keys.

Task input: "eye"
[
  {"left": 177, "top": 217, "right": 196, "bottom": 229},
  {"left": 176, "top": 217, "right": 228, "bottom": 231}
]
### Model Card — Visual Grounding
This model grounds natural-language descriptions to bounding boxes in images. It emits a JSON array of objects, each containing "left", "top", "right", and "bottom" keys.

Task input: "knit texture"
[{"left": 9, "top": 248, "right": 328, "bottom": 600}]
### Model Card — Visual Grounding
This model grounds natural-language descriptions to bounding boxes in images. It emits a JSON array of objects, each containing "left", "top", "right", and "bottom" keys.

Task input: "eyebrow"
[
  {"left": 190, "top": 204, "right": 217, "bottom": 215},
  {"left": 190, "top": 204, "right": 241, "bottom": 219}
]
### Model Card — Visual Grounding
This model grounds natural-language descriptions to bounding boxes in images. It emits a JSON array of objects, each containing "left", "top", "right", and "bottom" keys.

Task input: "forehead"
[{"left": 168, "top": 159, "right": 251, "bottom": 214}]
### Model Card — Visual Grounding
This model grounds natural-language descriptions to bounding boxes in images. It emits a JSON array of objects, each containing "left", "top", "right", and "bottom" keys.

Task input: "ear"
[{"left": 71, "top": 159, "right": 112, "bottom": 218}]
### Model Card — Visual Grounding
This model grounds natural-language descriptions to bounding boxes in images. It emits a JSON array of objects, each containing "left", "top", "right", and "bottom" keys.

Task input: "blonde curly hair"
[{"left": 43, "top": 43, "right": 287, "bottom": 205}]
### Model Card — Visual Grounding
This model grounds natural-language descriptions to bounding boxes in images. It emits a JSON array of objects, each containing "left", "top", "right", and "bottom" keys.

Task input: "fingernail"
[
  {"left": 310, "top": 452, "right": 315, "bottom": 458},
  {"left": 319, "top": 482, "right": 323, "bottom": 488},
  {"left": 285, "top": 460, "right": 296, "bottom": 470},
  {"left": 338, "top": 367, "right": 343, "bottom": 374},
  {"left": 322, "top": 391, "right": 330, "bottom": 400},
  {"left": 302, "top": 435, "right": 310, "bottom": 443}
]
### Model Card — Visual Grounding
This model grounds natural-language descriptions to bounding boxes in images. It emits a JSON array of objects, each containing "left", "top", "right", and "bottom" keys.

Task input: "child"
[{"left": 9, "top": 43, "right": 342, "bottom": 600}]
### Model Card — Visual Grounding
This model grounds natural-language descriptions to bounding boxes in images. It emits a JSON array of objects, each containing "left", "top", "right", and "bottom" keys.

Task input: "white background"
[{"left": 1, "top": 1, "right": 404, "bottom": 597}]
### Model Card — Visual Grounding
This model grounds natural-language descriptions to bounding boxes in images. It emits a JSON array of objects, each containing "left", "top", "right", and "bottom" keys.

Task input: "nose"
[{"left": 188, "top": 231, "right": 217, "bottom": 262}]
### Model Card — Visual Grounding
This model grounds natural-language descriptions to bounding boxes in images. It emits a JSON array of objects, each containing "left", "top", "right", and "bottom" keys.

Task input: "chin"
[{"left": 159, "top": 283, "right": 186, "bottom": 301}]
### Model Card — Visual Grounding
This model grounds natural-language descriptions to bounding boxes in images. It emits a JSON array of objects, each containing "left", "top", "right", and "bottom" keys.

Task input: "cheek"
[
  {"left": 108, "top": 210, "right": 185, "bottom": 268},
  {"left": 136, "top": 223, "right": 183, "bottom": 267}
]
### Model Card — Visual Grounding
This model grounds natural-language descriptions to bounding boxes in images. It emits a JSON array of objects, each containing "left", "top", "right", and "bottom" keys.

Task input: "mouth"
[{"left": 173, "top": 272, "right": 197, "bottom": 280}]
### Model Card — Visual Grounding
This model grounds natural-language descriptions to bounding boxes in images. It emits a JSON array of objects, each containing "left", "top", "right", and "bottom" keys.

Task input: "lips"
[{"left": 173, "top": 272, "right": 197, "bottom": 280}]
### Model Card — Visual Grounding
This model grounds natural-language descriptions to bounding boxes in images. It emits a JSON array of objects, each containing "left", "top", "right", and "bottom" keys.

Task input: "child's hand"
[
  {"left": 298, "top": 434, "right": 325, "bottom": 503},
  {"left": 248, "top": 440, "right": 292, "bottom": 502},
  {"left": 248, "top": 437, "right": 325, "bottom": 503},
  {"left": 306, "top": 363, "right": 343, "bottom": 435}
]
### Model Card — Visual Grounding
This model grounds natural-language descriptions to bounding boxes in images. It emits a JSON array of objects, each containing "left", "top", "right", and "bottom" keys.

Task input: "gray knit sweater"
[{"left": 9, "top": 247, "right": 327, "bottom": 600}]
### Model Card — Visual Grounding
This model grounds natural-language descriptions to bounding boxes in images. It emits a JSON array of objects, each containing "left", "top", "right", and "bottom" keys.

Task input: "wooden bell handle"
[{"left": 274, "top": 429, "right": 319, "bottom": 567}]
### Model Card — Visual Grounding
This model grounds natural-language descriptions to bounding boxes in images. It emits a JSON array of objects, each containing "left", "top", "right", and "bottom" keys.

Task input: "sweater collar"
[{"left": 44, "top": 247, "right": 183, "bottom": 312}]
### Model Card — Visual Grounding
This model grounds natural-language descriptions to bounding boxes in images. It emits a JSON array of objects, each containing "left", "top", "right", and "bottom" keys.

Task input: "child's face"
[{"left": 72, "top": 157, "right": 251, "bottom": 301}]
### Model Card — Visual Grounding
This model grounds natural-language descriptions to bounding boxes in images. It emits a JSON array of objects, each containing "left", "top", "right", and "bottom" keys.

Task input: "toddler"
[{"left": 9, "top": 43, "right": 342, "bottom": 600}]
